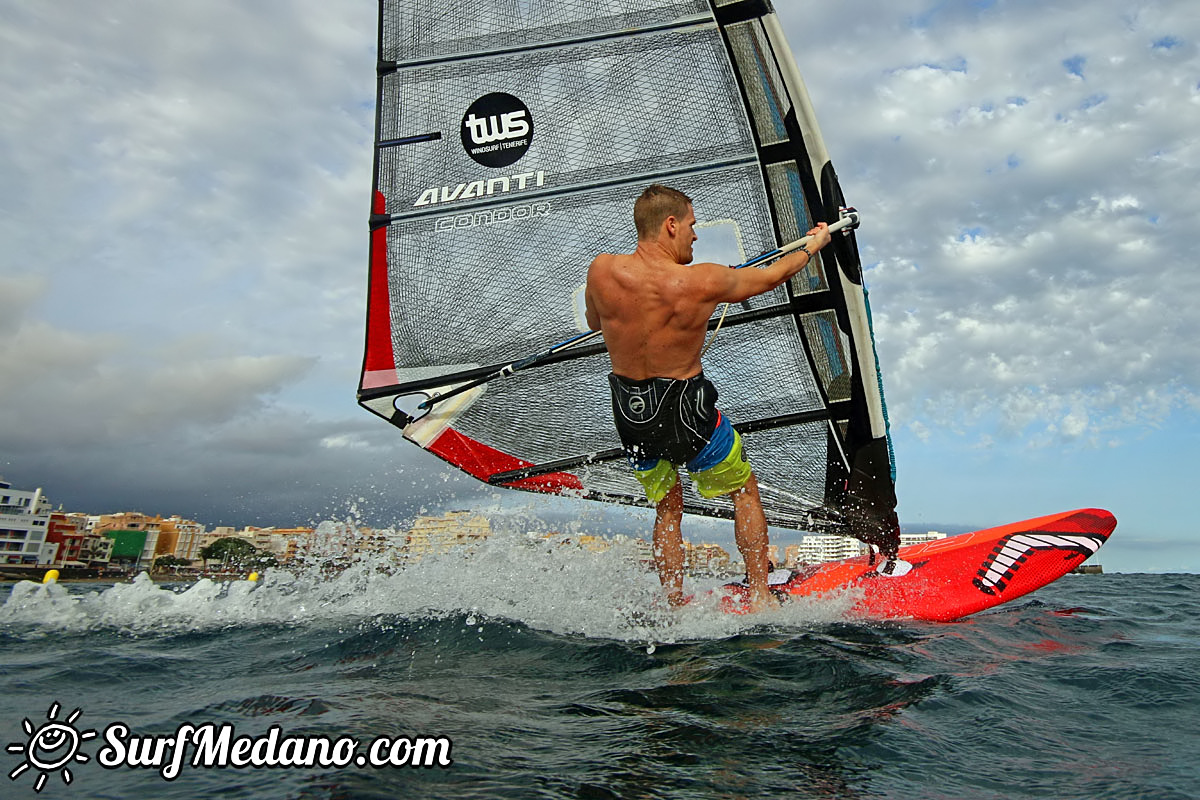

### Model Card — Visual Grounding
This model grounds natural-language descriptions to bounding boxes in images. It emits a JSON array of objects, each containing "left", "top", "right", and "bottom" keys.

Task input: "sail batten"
[{"left": 360, "top": 0, "right": 900, "bottom": 553}]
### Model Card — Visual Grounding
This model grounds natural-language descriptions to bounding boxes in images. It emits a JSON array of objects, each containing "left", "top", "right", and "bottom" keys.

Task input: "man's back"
[
  {"left": 585, "top": 197, "right": 827, "bottom": 382},
  {"left": 585, "top": 249, "right": 724, "bottom": 381}
]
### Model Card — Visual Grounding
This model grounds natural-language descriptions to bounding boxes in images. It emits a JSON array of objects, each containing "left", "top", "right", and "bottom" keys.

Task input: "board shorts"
[{"left": 608, "top": 372, "right": 752, "bottom": 503}]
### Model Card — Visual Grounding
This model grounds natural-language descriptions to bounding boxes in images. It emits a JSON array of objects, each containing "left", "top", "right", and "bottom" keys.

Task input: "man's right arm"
[
  {"left": 584, "top": 255, "right": 604, "bottom": 330},
  {"left": 706, "top": 223, "right": 832, "bottom": 303}
]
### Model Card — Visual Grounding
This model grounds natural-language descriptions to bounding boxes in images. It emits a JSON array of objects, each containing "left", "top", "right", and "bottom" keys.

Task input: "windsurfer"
[{"left": 585, "top": 184, "right": 831, "bottom": 610}]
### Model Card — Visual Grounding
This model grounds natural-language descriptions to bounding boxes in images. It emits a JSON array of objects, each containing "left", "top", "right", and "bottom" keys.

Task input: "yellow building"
[
  {"left": 683, "top": 542, "right": 731, "bottom": 575},
  {"left": 212, "top": 526, "right": 316, "bottom": 563},
  {"left": 575, "top": 534, "right": 611, "bottom": 553},
  {"left": 158, "top": 516, "right": 206, "bottom": 559},
  {"left": 267, "top": 527, "right": 316, "bottom": 563},
  {"left": 539, "top": 531, "right": 612, "bottom": 553},
  {"left": 404, "top": 512, "right": 491, "bottom": 558},
  {"left": 94, "top": 511, "right": 159, "bottom": 534}
]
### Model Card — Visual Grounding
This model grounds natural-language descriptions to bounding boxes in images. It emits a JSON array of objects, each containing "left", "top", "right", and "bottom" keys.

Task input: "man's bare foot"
[
  {"left": 666, "top": 589, "right": 688, "bottom": 608},
  {"left": 743, "top": 588, "right": 776, "bottom": 613}
]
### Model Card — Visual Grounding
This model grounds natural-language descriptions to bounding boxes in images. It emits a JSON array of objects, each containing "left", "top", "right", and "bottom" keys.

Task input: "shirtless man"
[{"left": 585, "top": 184, "right": 831, "bottom": 609}]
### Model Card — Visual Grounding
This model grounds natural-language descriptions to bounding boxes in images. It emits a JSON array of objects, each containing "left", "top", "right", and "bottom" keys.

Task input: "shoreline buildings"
[
  {"left": 783, "top": 531, "right": 949, "bottom": 568},
  {"left": 1, "top": 479, "right": 957, "bottom": 579}
]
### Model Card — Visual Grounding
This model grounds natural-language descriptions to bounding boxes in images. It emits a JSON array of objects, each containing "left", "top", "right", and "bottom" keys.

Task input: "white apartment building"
[
  {"left": 789, "top": 534, "right": 867, "bottom": 565},
  {"left": 786, "top": 530, "right": 949, "bottom": 566},
  {"left": 0, "top": 480, "right": 52, "bottom": 566},
  {"left": 900, "top": 531, "right": 948, "bottom": 547}
]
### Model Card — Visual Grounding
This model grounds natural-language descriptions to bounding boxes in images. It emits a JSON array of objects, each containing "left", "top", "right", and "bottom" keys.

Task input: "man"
[{"left": 585, "top": 184, "right": 831, "bottom": 610}]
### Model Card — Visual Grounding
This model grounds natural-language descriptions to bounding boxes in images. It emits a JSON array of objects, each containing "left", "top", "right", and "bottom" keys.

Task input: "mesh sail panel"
[
  {"left": 361, "top": 0, "right": 897, "bottom": 538},
  {"left": 384, "top": 170, "right": 779, "bottom": 372},
  {"left": 377, "top": 27, "right": 754, "bottom": 215},
  {"left": 382, "top": 1, "right": 712, "bottom": 64}
]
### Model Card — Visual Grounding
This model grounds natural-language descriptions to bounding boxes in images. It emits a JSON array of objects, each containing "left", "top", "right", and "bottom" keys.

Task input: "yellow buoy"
[
  {"left": 247, "top": 571, "right": 259, "bottom": 582},
  {"left": 43, "top": 569, "right": 60, "bottom": 584}
]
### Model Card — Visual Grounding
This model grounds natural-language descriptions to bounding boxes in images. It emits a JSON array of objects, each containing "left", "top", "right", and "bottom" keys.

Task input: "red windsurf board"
[{"left": 719, "top": 508, "right": 1117, "bottom": 622}]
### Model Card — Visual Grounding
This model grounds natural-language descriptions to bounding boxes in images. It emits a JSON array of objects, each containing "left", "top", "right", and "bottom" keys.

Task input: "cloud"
[
  {"left": 785, "top": 0, "right": 1200, "bottom": 447},
  {"left": 0, "top": 288, "right": 312, "bottom": 435},
  {"left": 0, "top": 0, "right": 374, "bottom": 361},
  {"left": 0, "top": 1, "right": 388, "bottom": 523}
]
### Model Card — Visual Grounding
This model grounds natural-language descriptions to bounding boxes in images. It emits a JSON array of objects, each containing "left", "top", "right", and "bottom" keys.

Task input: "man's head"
[{"left": 634, "top": 184, "right": 697, "bottom": 263}]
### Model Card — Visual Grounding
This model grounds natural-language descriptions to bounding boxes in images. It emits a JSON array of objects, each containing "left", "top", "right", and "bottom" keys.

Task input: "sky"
[{"left": 1, "top": 1, "right": 1197, "bottom": 572}]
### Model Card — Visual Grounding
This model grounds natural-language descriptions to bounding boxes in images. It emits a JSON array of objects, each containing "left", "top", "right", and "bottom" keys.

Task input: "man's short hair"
[{"left": 633, "top": 184, "right": 692, "bottom": 240}]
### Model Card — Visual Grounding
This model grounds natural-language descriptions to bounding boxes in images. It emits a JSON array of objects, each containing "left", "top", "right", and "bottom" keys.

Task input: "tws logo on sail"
[
  {"left": 414, "top": 91, "right": 548, "bottom": 215},
  {"left": 460, "top": 92, "right": 533, "bottom": 168}
]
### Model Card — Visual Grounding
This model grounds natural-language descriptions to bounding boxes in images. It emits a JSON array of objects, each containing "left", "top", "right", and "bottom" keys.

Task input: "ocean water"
[{"left": 1, "top": 533, "right": 1196, "bottom": 800}]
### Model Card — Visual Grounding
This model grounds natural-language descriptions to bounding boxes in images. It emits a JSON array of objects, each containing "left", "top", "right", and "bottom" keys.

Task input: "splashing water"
[{"left": 1, "top": 531, "right": 859, "bottom": 642}]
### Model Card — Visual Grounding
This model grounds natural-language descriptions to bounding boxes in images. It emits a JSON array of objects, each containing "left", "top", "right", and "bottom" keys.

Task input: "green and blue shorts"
[
  {"left": 608, "top": 372, "right": 751, "bottom": 504},
  {"left": 631, "top": 410, "right": 752, "bottom": 503}
]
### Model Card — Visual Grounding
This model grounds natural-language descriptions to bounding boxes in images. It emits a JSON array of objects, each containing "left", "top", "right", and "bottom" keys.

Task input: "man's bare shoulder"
[
  {"left": 688, "top": 259, "right": 733, "bottom": 273},
  {"left": 588, "top": 251, "right": 626, "bottom": 273},
  {"left": 682, "top": 260, "right": 736, "bottom": 296},
  {"left": 589, "top": 251, "right": 649, "bottom": 280}
]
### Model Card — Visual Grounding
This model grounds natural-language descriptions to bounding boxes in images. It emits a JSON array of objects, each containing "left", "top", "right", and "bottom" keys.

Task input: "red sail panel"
[
  {"left": 428, "top": 428, "right": 584, "bottom": 494},
  {"left": 361, "top": 191, "right": 398, "bottom": 390}
]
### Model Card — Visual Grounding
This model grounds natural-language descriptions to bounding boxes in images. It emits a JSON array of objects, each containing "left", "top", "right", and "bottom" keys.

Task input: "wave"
[{"left": 0, "top": 531, "right": 862, "bottom": 643}]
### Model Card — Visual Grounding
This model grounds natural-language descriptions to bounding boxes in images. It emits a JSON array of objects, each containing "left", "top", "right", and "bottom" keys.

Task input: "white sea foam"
[{"left": 0, "top": 531, "right": 861, "bottom": 642}]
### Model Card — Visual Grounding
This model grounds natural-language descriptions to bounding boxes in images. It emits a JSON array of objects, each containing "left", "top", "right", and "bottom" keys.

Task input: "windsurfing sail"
[{"left": 358, "top": 0, "right": 900, "bottom": 555}]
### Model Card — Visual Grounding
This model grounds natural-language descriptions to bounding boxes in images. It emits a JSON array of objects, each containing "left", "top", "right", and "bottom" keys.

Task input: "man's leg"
[
  {"left": 731, "top": 472, "right": 772, "bottom": 608},
  {"left": 653, "top": 474, "right": 685, "bottom": 607}
]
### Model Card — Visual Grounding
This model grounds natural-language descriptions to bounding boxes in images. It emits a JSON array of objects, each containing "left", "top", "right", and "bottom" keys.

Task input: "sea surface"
[{"left": 1, "top": 534, "right": 1196, "bottom": 800}]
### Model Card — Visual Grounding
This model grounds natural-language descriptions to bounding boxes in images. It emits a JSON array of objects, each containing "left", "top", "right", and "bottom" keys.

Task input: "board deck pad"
[{"left": 719, "top": 508, "right": 1117, "bottom": 621}]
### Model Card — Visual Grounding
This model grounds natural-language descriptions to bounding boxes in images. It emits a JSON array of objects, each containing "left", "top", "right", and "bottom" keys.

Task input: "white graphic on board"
[{"left": 974, "top": 533, "right": 1106, "bottom": 595}]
